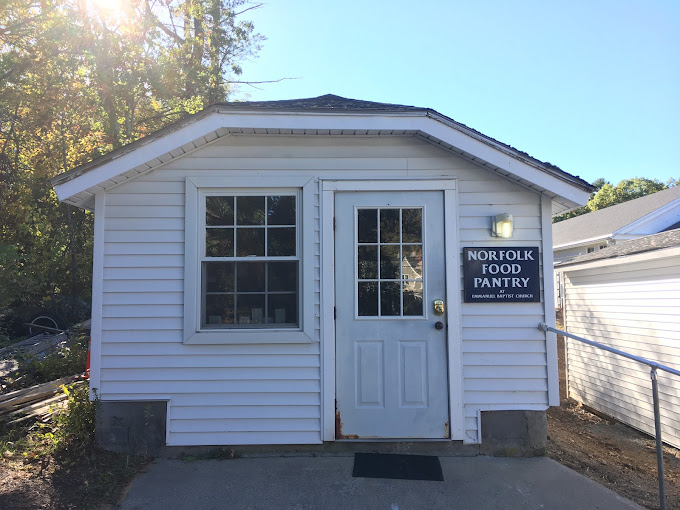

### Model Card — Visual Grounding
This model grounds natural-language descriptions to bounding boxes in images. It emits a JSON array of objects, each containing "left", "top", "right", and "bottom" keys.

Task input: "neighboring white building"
[
  {"left": 553, "top": 186, "right": 680, "bottom": 308},
  {"left": 553, "top": 186, "right": 680, "bottom": 263},
  {"left": 556, "top": 229, "right": 680, "bottom": 448},
  {"left": 50, "top": 95, "right": 591, "bottom": 453}
]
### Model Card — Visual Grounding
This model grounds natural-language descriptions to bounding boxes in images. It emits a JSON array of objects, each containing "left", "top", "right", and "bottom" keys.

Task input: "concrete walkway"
[{"left": 120, "top": 456, "right": 643, "bottom": 510}]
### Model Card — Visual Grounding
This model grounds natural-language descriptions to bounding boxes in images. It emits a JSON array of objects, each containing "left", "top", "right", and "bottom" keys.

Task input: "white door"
[{"left": 335, "top": 191, "right": 449, "bottom": 439}]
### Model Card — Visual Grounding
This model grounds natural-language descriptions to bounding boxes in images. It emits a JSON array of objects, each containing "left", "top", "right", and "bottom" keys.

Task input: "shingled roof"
[
  {"left": 553, "top": 186, "right": 680, "bottom": 248},
  {"left": 556, "top": 228, "right": 680, "bottom": 266},
  {"left": 51, "top": 94, "right": 591, "bottom": 191}
]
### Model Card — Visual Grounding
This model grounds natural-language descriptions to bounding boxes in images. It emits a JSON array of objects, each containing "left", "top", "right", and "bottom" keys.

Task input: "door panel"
[{"left": 335, "top": 191, "right": 449, "bottom": 439}]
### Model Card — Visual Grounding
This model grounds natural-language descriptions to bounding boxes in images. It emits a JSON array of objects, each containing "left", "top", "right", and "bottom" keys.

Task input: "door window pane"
[
  {"left": 379, "top": 209, "right": 400, "bottom": 243},
  {"left": 358, "top": 209, "right": 377, "bottom": 243},
  {"left": 358, "top": 246, "right": 378, "bottom": 279},
  {"left": 356, "top": 207, "right": 424, "bottom": 317},
  {"left": 380, "top": 282, "right": 401, "bottom": 316},
  {"left": 358, "top": 282, "right": 378, "bottom": 316},
  {"left": 402, "top": 209, "right": 422, "bottom": 243},
  {"left": 379, "top": 245, "right": 400, "bottom": 279}
]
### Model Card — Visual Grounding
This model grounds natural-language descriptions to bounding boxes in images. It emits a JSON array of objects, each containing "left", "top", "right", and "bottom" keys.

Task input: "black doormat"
[{"left": 352, "top": 453, "right": 444, "bottom": 481}]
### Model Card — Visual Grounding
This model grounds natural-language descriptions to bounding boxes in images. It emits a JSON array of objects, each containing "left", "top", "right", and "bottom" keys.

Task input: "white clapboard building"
[
  {"left": 556, "top": 228, "right": 680, "bottom": 448},
  {"left": 50, "top": 95, "right": 592, "bottom": 454}
]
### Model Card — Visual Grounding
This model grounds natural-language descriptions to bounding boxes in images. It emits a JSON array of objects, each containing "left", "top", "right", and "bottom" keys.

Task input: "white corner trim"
[
  {"left": 444, "top": 187, "right": 465, "bottom": 440},
  {"left": 541, "top": 196, "right": 559, "bottom": 406},
  {"left": 89, "top": 192, "right": 105, "bottom": 399},
  {"left": 183, "top": 176, "right": 316, "bottom": 344},
  {"left": 320, "top": 187, "right": 336, "bottom": 441}
]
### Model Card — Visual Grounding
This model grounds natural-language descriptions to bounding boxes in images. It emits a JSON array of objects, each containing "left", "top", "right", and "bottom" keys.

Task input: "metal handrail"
[{"left": 539, "top": 322, "right": 675, "bottom": 510}]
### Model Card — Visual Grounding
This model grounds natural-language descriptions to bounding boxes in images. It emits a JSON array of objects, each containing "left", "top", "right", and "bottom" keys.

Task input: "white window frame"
[{"left": 184, "top": 176, "right": 315, "bottom": 344}]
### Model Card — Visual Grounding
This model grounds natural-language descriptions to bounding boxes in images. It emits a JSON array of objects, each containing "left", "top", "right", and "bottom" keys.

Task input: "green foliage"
[
  {"left": 553, "top": 177, "right": 670, "bottom": 223},
  {"left": 0, "top": 0, "right": 263, "bottom": 335}
]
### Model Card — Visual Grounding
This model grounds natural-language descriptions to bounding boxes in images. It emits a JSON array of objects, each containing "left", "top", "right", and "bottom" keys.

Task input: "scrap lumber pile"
[
  {"left": 0, "top": 376, "right": 80, "bottom": 425},
  {"left": 0, "top": 332, "right": 71, "bottom": 361}
]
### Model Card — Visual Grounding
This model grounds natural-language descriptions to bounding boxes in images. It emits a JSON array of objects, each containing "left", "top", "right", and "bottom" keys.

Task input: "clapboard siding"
[
  {"left": 97, "top": 135, "right": 549, "bottom": 446},
  {"left": 564, "top": 254, "right": 680, "bottom": 448}
]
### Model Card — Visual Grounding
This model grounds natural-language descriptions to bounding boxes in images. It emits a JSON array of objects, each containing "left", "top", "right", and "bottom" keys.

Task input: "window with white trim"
[
  {"left": 183, "top": 177, "right": 314, "bottom": 344},
  {"left": 202, "top": 192, "right": 300, "bottom": 329}
]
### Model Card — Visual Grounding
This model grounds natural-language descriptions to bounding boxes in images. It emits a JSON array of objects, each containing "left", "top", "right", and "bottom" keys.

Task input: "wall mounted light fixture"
[{"left": 491, "top": 213, "right": 513, "bottom": 239}]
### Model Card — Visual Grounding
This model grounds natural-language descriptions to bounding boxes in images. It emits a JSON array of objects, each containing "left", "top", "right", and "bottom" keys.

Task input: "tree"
[
  {"left": 553, "top": 177, "right": 669, "bottom": 223},
  {"left": 0, "top": 0, "right": 264, "bottom": 334}
]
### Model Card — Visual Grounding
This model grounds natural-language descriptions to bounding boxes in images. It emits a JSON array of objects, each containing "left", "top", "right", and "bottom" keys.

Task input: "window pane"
[
  {"left": 268, "top": 195, "right": 296, "bottom": 225},
  {"left": 206, "top": 196, "right": 234, "bottom": 226},
  {"left": 205, "top": 262, "right": 234, "bottom": 292},
  {"left": 206, "top": 228, "right": 234, "bottom": 257},
  {"left": 236, "top": 228, "right": 265, "bottom": 256},
  {"left": 358, "top": 209, "right": 377, "bottom": 243},
  {"left": 358, "top": 245, "right": 378, "bottom": 279},
  {"left": 358, "top": 282, "right": 378, "bottom": 316},
  {"left": 402, "top": 209, "right": 422, "bottom": 243},
  {"left": 268, "top": 227, "right": 296, "bottom": 256},
  {"left": 402, "top": 245, "right": 422, "bottom": 279},
  {"left": 380, "top": 245, "right": 400, "bottom": 279},
  {"left": 403, "top": 282, "right": 423, "bottom": 316},
  {"left": 236, "top": 262, "right": 265, "bottom": 292},
  {"left": 237, "top": 196, "right": 265, "bottom": 225},
  {"left": 380, "top": 209, "right": 400, "bottom": 243},
  {"left": 268, "top": 262, "right": 297, "bottom": 291},
  {"left": 380, "top": 281, "right": 401, "bottom": 316},
  {"left": 268, "top": 294, "right": 298, "bottom": 325},
  {"left": 237, "top": 294, "right": 265, "bottom": 324},
  {"left": 205, "top": 295, "right": 234, "bottom": 325}
]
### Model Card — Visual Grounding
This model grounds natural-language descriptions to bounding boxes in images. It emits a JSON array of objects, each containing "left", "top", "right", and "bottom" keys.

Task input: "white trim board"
[{"left": 183, "top": 175, "right": 316, "bottom": 344}]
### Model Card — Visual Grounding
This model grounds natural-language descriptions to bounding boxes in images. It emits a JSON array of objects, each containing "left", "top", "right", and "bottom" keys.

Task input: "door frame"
[{"left": 320, "top": 179, "right": 464, "bottom": 441}]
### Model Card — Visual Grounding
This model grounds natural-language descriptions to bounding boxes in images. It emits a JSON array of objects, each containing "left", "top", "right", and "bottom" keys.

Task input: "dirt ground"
[
  {"left": 0, "top": 448, "right": 149, "bottom": 510},
  {"left": 548, "top": 334, "right": 680, "bottom": 510}
]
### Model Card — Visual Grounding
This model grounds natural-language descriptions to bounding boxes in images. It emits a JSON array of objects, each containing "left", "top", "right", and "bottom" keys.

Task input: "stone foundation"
[{"left": 479, "top": 410, "right": 547, "bottom": 457}]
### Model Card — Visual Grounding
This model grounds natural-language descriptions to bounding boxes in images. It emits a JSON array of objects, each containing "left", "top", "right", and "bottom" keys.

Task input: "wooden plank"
[{"left": 0, "top": 376, "right": 76, "bottom": 406}]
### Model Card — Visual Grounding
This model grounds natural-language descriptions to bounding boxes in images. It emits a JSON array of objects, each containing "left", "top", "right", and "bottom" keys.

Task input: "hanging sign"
[{"left": 463, "top": 247, "right": 540, "bottom": 303}]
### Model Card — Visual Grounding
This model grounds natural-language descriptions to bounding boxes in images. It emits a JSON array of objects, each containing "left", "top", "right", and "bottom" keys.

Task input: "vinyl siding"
[
  {"left": 563, "top": 255, "right": 680, "bottom": 448},
  {"left": 97, "top": 135, "right": 548, "bottom": 446}
]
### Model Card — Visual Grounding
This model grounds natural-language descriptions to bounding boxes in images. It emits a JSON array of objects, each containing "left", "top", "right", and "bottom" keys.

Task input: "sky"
[{"left": 236, "top": 0, "right": 679, "bottom": 186}]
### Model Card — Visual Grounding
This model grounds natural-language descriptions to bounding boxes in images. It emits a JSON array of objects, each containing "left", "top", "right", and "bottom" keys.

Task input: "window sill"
[{"left": 183, "top": 329, "right": 315, "bottom": 344}]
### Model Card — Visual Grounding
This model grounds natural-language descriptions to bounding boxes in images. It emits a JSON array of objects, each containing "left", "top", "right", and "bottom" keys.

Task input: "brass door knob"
[{"left": 433, "top": 299, "right": 445, "bottom": 315}]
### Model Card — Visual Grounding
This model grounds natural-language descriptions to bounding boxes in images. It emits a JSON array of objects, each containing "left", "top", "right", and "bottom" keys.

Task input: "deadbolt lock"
[{"left": 433, "top": 299, "right": 445, "bottom": 316}]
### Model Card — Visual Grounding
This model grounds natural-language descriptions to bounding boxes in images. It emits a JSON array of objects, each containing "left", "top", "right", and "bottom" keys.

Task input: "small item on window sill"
[
  {"left": 252, "top": 308, "right": 263, "bottom": 323},
  {"left": 239, "top": 316, "right": 252, "bottom": 324},
  {"left": 275, "top": 308, "right": 286, "bottom": 323},
  {"left": 208, "top": 315, "right": 221, "bottom": 325}
]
